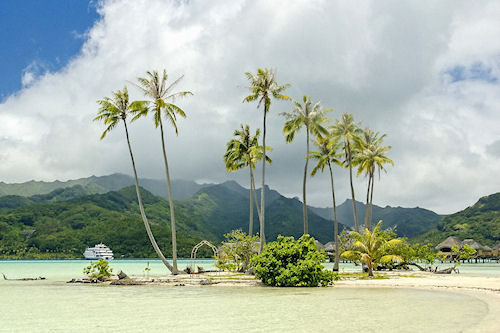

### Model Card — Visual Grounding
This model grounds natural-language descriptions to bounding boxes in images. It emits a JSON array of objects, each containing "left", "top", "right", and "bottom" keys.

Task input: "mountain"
[
  {"left": 0, "top": 182, "right": 344, "bottom": 259},
  {"left": 0, "top": 173, "right": 211, "bottom": 200},
  {"left": 310, "top": 199, "right": 443, "bottom": 238},
  {"left": 414, "top": 192, "right": 500, "bottom": 247}
]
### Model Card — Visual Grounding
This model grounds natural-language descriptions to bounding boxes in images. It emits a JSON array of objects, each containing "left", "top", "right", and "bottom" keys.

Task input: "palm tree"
[
  {"left": 310, "top": 133, "right": 342, "bottom": 271},
  {"left": 243, "top": 68, "right": 290, "bottom": 252},
  {"left": 133, "top": 69, "right": 192, "bottom": 274},
  {"left": 94, "top": 86, "right": 176, "bottom": 273},
  {"left": 223, "top": 124, "right": 270, "bottom": 235},
  {"left": 281, "top": 96, "right": 331, "bottom": 235},
  {"left": 354, "top": 129, "right": 393, "bottom": 230},
  {"left": 332, "top": 113, "right": 361, "bottom": 232},
  {"left": 341, "top": 221, "right": 403, "bottom": 276}
]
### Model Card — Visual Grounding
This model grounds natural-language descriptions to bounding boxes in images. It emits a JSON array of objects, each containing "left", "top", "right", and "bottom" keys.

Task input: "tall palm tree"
[
  {"left": 223, "top": 124, "right": 270, "bottom": 235},
  {"left": 354, "top": 129, "right": 393, "bottom": 230},
  {"left": 133, "top": 69, "right": 192, "bottom": 274},
  {"left": 310, "top": 133, "right": 342, "bottom": 271},
  {"left": 281, "top": 96, "right": 331, "bottom": 235},
  {"left": 243, "top": 68, "right": 290, "bottom": 252},
  {"left": 341, "top": 221, "right": 403, "bottom": 277},
  {"left": 94, "top": 86, "right": 175, "bottom": 273},
  {"left": 332, "top": 113, "right": 361, "bottom": 232}
]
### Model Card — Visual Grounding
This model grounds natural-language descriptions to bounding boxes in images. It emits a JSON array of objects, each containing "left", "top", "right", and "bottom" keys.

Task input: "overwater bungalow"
[{"left": 435, "top": 236, "right": 461, "bottom": 253}]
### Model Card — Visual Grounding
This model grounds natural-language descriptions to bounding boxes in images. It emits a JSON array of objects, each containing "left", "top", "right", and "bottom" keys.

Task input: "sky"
[{"left": 0, "top": 0, "right": 499, "bottom": 214}]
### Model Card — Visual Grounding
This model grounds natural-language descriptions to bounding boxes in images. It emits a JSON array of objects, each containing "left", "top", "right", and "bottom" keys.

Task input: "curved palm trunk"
[
  {"left": 251, "top": 171, "right": 262, "bottom": 225},
  {"left": 347, "top": 141, "right": 359, "bottom": 232},
  {"left": 302, "top": 127, "right": 310, "bottom": 235},
  {"left": 159, "top": 120, "right": 178, "bottom": 275},
  {"left": 327, "top": 162, "right": 339, "bottom": 271},
  {"left": 259, "top": 106, "right": 268, "bottom": 253},
  {"left": 364, "top": 175, "right": 372, "bottom": 230},
  {"left": 123, "top": 120, "right": 174, "bottom": 273},
  {"left": 249, "top": 167, "right": 253, "bottom": 236},
  {"left": 368, "top": 170, "right": 375, "bottom": 230}
]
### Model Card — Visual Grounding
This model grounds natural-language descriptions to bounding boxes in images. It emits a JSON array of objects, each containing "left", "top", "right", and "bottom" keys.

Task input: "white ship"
[{"left": 83, "top": 243, "right": 114, "bottom": 260}]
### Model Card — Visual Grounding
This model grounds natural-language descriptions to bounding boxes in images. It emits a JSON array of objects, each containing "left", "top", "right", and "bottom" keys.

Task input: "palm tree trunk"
[
  {"left": 259, "top": 106, "right": 267, "bottom": 253},
  {"left": 249, "top": 167, "right": 253, "bottom": 236},
  {"left": 302, "top": 127, "right": 309, "bottom": 235},
  {"left": 328, "top": 162, "right": 339, "bottom": 272},
  {"left": 347, "top": 141, "right": 359, "bottom": 232},
  {"left": 251, "top": 170, "right": 262, "bottom": 225},
  {"left": 123, "top": 120, "right": 174, "bottom": 273},
  {"left": 364, "top": 175, "right": 371, "bottom": 229},
  {"left": 159, "top": 119, "right": 178, "bottom": 275},
  {"left": 368, "top": 169, "right": 375, "bottom": 230}
]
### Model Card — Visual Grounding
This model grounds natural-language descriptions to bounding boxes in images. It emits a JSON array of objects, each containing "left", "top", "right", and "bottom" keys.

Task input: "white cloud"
[{"left": 0, "top": 0, "right": 499, "bottom": 214}]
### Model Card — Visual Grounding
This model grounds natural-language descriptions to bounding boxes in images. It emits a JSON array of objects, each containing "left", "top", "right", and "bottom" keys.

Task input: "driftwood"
[
  {"left": 2, "top": 273, "right": 45, "bottom": 281},
  {"left": 434, "top": 266, "right": 459, "bottom": 274},
  {"left": 67, "top": 278, "right": 100, "bottom": 283}
]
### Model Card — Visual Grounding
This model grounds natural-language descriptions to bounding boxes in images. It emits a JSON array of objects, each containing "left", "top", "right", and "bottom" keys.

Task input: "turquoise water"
[
  {"left": 0, "top": 260, "right": 497, "bottom": 332},
  {"left": 2, "top": 259, "right": 498, "bottom": 281}
]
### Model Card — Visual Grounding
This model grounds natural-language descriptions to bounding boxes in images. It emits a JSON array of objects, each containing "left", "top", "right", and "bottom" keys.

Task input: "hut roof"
[
  {"left": 314, "top": 240, "right": 325, "bottom": 250},
  {"left": 481, "top": 245, "right": 493, "bottom": 252},
  {"left": 493, "top": 244, "right": 500, "bottom": 251},
  {"left": 461, "top": 239, "right": 484, "bottom": 251},
  {"left": 435, "top": 236, "right": 461, "bottom": 251},
  {"left": 324, "top": 241, "right": 336, "bottom": 252}
]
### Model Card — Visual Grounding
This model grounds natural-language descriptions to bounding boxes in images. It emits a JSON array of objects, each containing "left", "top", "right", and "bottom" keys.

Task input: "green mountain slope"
[
  {"left": 0, "top": 182, "right": 343, "bottom": 259},
  {"left": 414, "top": 193, "right": 500, "bottom": 247},
  {"left": 0, "top": 173, "right": 210, "bottom": 200},
  {"left": 310, "top": 199, "right": 443, "bottom": 237}
]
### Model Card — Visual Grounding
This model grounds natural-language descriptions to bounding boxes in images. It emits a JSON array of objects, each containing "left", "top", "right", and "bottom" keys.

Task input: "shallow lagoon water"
[{"left": 0, "top": 260, "right": 497, "bottom": 332}]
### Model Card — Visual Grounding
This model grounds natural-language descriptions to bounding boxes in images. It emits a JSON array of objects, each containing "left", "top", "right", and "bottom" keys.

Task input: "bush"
[
  {"left": 251, "top": 234, "right": 337, "bottom": 287},
  {"left": 83, "top": 259, "right": 113, "bottom": 281},
  {"left": 216, "top": 230, "right": 259, "bottom": 272}
]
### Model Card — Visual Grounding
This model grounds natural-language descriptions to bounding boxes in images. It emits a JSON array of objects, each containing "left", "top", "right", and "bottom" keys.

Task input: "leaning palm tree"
[
  {"left": 243, "top": 68, "right": 290, "bottom": 252},
  {"left": 341, "top": 221, "right": 403, "bottom": 276},
  {"left": 133, "top": 69, "right": 192, "bottom": 274},
  {"left": 310, "top": 132, "right": 342, "bottom": 271},
  {"left": 94, "top": 86, "right": 176, "bottom": 273},
  {"left": 281, "top": 96, "right": 331, "bottom": 235},
  {"left": 332, "top": 113, "right": 361, "bottom": 232},
  {"left": 223, "top": 124, "right": 271, "bottom": 235},
  {"left": 354, "top": 129, "right": 393, "bottom": 230}
]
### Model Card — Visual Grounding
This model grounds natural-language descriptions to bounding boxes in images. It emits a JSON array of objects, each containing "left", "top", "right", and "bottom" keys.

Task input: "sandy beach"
[
  {"left": 110, "top": 270, "right": 499, "bottom": 332},
  {"left": 335, "top": 271, "right": 500, "bottom": 333}
]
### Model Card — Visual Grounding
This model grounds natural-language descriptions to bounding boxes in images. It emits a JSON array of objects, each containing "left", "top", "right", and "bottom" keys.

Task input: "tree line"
[{"left": 95, "top": 67, "right": 393, "bottom": 275}]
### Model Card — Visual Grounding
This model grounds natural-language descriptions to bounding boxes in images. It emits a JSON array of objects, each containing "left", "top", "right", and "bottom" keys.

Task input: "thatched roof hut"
[
  {"left": 314, "top": 240, "right": 325, "bottom": 250},
  {"left": 435, "top": 236, "right": 461, "bottom": 252},
  {"left": 324, "top": 241, "right": 336, "bottom": 253},
  {"left": 481, "top": 245, "right": 493, "bottom": 252},
  {"left": 460, "top": 239, "right": 484, "bottom": 251}
]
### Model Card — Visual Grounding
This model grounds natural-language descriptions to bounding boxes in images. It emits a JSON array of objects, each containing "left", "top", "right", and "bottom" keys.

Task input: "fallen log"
[
  {"left": 2, "top": 273, "right": 45, "bottom": 281},
  {"left": 434, "top": 266, "right": 459, "bottom": 274}
]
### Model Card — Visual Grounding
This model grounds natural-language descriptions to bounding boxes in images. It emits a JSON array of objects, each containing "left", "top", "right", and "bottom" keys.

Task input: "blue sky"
[{"left": 0, "top": 0, "right": 99, "bottom": 100}]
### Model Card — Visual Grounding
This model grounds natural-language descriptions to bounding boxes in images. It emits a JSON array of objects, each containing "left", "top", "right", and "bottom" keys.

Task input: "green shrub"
[
  {"left": 83, "top": 259, "right": 113, "bottom": 281},
  {"left": 216, "top": 229, "right": 259, "bottom": 272},
  {"left": 251, "top": 234, "right": 337, "bottom": 287}
]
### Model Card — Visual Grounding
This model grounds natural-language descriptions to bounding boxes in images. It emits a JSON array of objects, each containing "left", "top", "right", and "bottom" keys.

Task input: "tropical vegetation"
[
  {"left": 341, "top": 221, "right": 404, "bottom": 276},
  {"left": 251, "top": 234, "right": 337, "bottom": 286},
  {"left": 132, "top": 69, "right": 192, "bottom": 274},
  {"left": 309, "top": 133, "right": 342, "bottom": 271},
  {"left": 223, "top": 124, "right": 269, "bottom": 235},
  {"left": 83, "top": 259, "right": 113, "bottom": 281},
  {"left": 94, "top": 86, "right": 176, "bottom": 273},
  {"left": 244, "top": 68, "right": 290, "bottom": 252},
  {"left": 216, "top": 229, "right": 259, "bottom": 272},
  {"left": 281, "top": 95, "right": 330, "bottom": 235}
]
